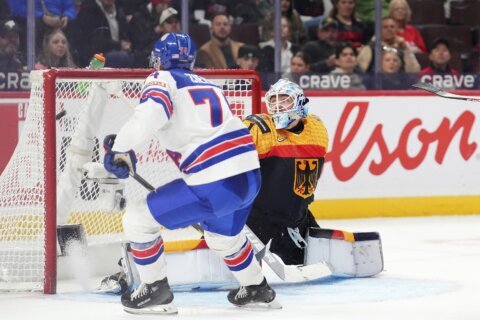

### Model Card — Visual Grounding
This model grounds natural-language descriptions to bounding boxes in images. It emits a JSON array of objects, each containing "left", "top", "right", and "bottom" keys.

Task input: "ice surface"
[{"left": 1, "top": 215, "right": 479, "bottom": 320}]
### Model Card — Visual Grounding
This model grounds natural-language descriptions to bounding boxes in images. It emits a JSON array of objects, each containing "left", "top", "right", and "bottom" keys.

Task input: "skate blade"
[
  {"left": 237, "top": 299, "right": 282, "bottom": 310},
  {"left": 123, "top": 302, "right": 178, "bottom": 315}
]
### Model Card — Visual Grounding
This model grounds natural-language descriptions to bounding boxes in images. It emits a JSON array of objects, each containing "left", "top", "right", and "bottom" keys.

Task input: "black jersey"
[{"left": 243, "top": 114, "right": 328, "bottom": 226}]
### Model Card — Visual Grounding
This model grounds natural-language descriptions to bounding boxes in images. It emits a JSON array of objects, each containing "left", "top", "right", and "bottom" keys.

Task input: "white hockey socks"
[
  {"left": 204, "top": 231, "right": 264, "bottom": 286},
  {"left": 130, "top": 236, "right": 167, "bottom": 284}
]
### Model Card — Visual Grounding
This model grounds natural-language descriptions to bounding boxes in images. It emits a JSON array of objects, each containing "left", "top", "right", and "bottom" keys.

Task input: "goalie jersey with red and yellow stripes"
[{"left": 243, "top": 113, "right": 328, "bottom": 219}]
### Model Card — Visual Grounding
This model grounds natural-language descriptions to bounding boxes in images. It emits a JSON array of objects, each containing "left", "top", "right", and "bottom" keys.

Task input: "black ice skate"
[
  {"left": 121, "top": 278, "right": 177, "bottom": 315},
  {"left": 227, "top": 278, "right": 282, "bottom": 309}
]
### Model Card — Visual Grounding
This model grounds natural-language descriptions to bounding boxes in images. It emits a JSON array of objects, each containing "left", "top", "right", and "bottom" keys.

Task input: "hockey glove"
[{"left": 103, "top": 134, "right": 137, "bottom": 179}]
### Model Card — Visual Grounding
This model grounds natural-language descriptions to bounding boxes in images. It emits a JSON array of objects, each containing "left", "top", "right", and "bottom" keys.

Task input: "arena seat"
[
  {"left": 417, "top": 24, "right": 472, "bottom": 53},
  {"left": 449, "top": 0, "right": 480, "bottom": 26},
  {"left": 189, "top": 24, "right": 211, "bottom": 48},
  {"left": 407, "top": 0, "right": 446, "bottom": 24},
  {"left": 231, "top": 24, "right": 260, "bottom": 46}
]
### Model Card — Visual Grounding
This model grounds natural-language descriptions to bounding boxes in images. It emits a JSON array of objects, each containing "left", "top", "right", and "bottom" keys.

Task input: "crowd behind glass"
[{"left": 0, "top": 0, "right": 479, "bottom": 90}]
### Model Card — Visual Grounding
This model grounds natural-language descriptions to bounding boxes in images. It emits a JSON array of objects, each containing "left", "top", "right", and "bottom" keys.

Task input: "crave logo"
[{"left": 326, "top": 101, "right": 478, "bottom": 181}]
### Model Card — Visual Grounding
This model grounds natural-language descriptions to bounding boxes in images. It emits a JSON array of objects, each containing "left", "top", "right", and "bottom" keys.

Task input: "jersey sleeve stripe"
[
  {"left": 140, "top": 88, "right": 173, "bottom": 119},
  {"left": 180, "top": 129, "right": 256, "bottom": 173}
]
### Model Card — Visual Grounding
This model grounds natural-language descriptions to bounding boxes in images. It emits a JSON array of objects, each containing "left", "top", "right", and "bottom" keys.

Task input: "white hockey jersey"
[{"left": 113, "top": 69, "right": 260, "bottom": 185}]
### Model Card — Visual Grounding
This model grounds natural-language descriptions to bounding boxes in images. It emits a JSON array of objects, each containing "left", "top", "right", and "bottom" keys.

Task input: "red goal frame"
[{"left": 41, "top": 69, "right": 262, "bottom": 293}]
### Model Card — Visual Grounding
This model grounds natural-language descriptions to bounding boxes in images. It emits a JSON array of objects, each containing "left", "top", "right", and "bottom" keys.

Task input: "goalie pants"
[{"left": 247, "top": 206, "right": 319, "bottom": 265}]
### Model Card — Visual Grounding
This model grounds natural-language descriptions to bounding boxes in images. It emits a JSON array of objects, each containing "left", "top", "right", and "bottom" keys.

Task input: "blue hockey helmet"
[
  {"left": 265, "top": 79, "right": 309, "bottom": 129},
  {"left": 150, "top": 33, "right": 196, "bottom": 70}
]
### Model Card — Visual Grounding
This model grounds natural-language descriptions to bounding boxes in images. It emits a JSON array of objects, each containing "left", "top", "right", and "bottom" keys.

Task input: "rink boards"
[{"left": 0, "top": 90, "right": 479, "bottom": 219}]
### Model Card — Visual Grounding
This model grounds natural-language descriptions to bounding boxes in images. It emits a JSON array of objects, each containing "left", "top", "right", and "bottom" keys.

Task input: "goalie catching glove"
[{"left": 103, "top": 134, "right": 137, "bottom": 179}]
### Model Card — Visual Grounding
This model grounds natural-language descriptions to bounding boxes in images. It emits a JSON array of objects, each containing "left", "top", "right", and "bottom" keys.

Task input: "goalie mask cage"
[{"left": 0, "top": 69, "right": 261, "bottom": 293}]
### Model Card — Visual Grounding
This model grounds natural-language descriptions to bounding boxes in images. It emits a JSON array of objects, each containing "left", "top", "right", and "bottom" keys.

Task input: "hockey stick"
[
  {"left": 123, "top": 166, "right": 204, "bottom": 235},
  {"left": 131, "top": 168, "right": 330, "bottom": 281},
  {"left": 412, "top": 82, "right": 480, "bottom": 102},
  {"left": 244, "top": 226, "right": 332, "bottom": 282}
]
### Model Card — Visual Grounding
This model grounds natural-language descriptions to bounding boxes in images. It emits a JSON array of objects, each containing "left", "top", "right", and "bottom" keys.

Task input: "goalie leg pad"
[{"left": 304, "top": 228, "right": 384, "bottom": 277}]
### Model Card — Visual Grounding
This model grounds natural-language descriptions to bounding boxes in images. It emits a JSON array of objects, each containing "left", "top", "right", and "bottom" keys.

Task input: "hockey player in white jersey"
[{"left": 102, "top": 32, "right": 280, "bottom": 314}]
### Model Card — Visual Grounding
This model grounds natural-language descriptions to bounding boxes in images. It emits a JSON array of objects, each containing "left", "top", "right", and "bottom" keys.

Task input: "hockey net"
[{"left": 0, "top": 69, "right": 261, "bottom": 293}]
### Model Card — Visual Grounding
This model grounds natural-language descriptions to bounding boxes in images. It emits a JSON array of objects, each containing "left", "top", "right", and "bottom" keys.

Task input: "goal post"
[{"left": 0, "top": 68, "right": 262, "bottom": 294}]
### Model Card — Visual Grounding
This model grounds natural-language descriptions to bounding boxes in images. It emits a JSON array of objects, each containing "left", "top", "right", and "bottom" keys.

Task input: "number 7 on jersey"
[{"left": 188, "top": 88, "right": 224, "bottom": 127}]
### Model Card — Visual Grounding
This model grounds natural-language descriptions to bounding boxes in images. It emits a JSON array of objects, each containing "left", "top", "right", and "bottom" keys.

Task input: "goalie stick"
[{"left": 412, "top": 82, "right": 480, "bottom": 103}]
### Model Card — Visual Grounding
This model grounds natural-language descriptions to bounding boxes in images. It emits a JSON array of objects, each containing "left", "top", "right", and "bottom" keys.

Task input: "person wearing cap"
[
  {"left": 235, "top": 44, "right": 260, "bottom": 71},
  {"left": 302, "top": 17, "right": 339, "bottom": 73},
  {"left": 222, "top": 44, "right": 260, "bottom": 91},
  {"left": 417, "top": 38, "right": 461, "bottom": 89},
  {"left": 157, "top": 7, "right": 180, "bottom": 35},
  {"left": 128, "top": 0, "right": 174, "bottom": 68},
  {"left": 0, "top": 19, "right": 25, "bottom": 74},
  {"left": 196, "top": 12, "right": 244, "bottom": 69}
]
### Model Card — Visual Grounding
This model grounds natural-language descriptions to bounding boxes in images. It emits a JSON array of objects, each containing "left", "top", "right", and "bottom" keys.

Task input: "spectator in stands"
[
  {"left": 192, "top": 0, "right": 232, "bottom": 27},
  {"left": 294, "top": 0, "right": 324, "bottom": 18},
  {"left": 381, "top": 47, "right": 412, "bottom": 90},
  {"left": 236, "top": 44, "right": 260, "bottom": 70},
  {"left": 417, "top": 38, "right": 461, "bottom": 89},
  {"left": 388, "top": 0, "right": 426, "bottom": 53},
  {"left": 158, "top": 7, "right": 180, "bottom": 34},
  {"left": 195, "top": 13, "right": 243, "bottom": 69},
  {"left": 70, "top": 0, "right": 132, "bottom": 67},
  {"left": 7, "top": 0, "right": 77, "bottom": 51},
  {"left": 283, "top": 51, "right": 311, "bottom": 85},
  {"left": 257, "top": 0, "right": 274, "bottom": 19},
  {"left": 329, "top": 0, "right": 367, "bottom": 49},
  {"left": 223, "top": 44, "right": 260, "bottom": 91},
  {"left": 355, "top": 0, "right": 389, "bottom": 24},
  {"left": 302, "top": 17, "right": 338, "bottom": 73},
  {"left": 258, "top": 16, "right": 299, "bottom": 74},
  {"left": 35, "top": 28, "right": 76, "bottom": 69},
  {"left": 0, "top": 19, "right": 24, "bottom": 73},
  {"left": 128, "top": 0, "right": 173, "bottom": 68},
  {"left": 357, "top": 16, "right": 420, "bottom": 73},
  {"left": 232, "top": 0, "right": 265, "bottom": 25},
  {"left": 328, "top": 42, "right": 365, "bottom": 90},
  {"left": 262, "top": 0, "right": 308, "bottom": 46},
  {"left": 294, "top": 0, "right": 324, "bottom": 31}
]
